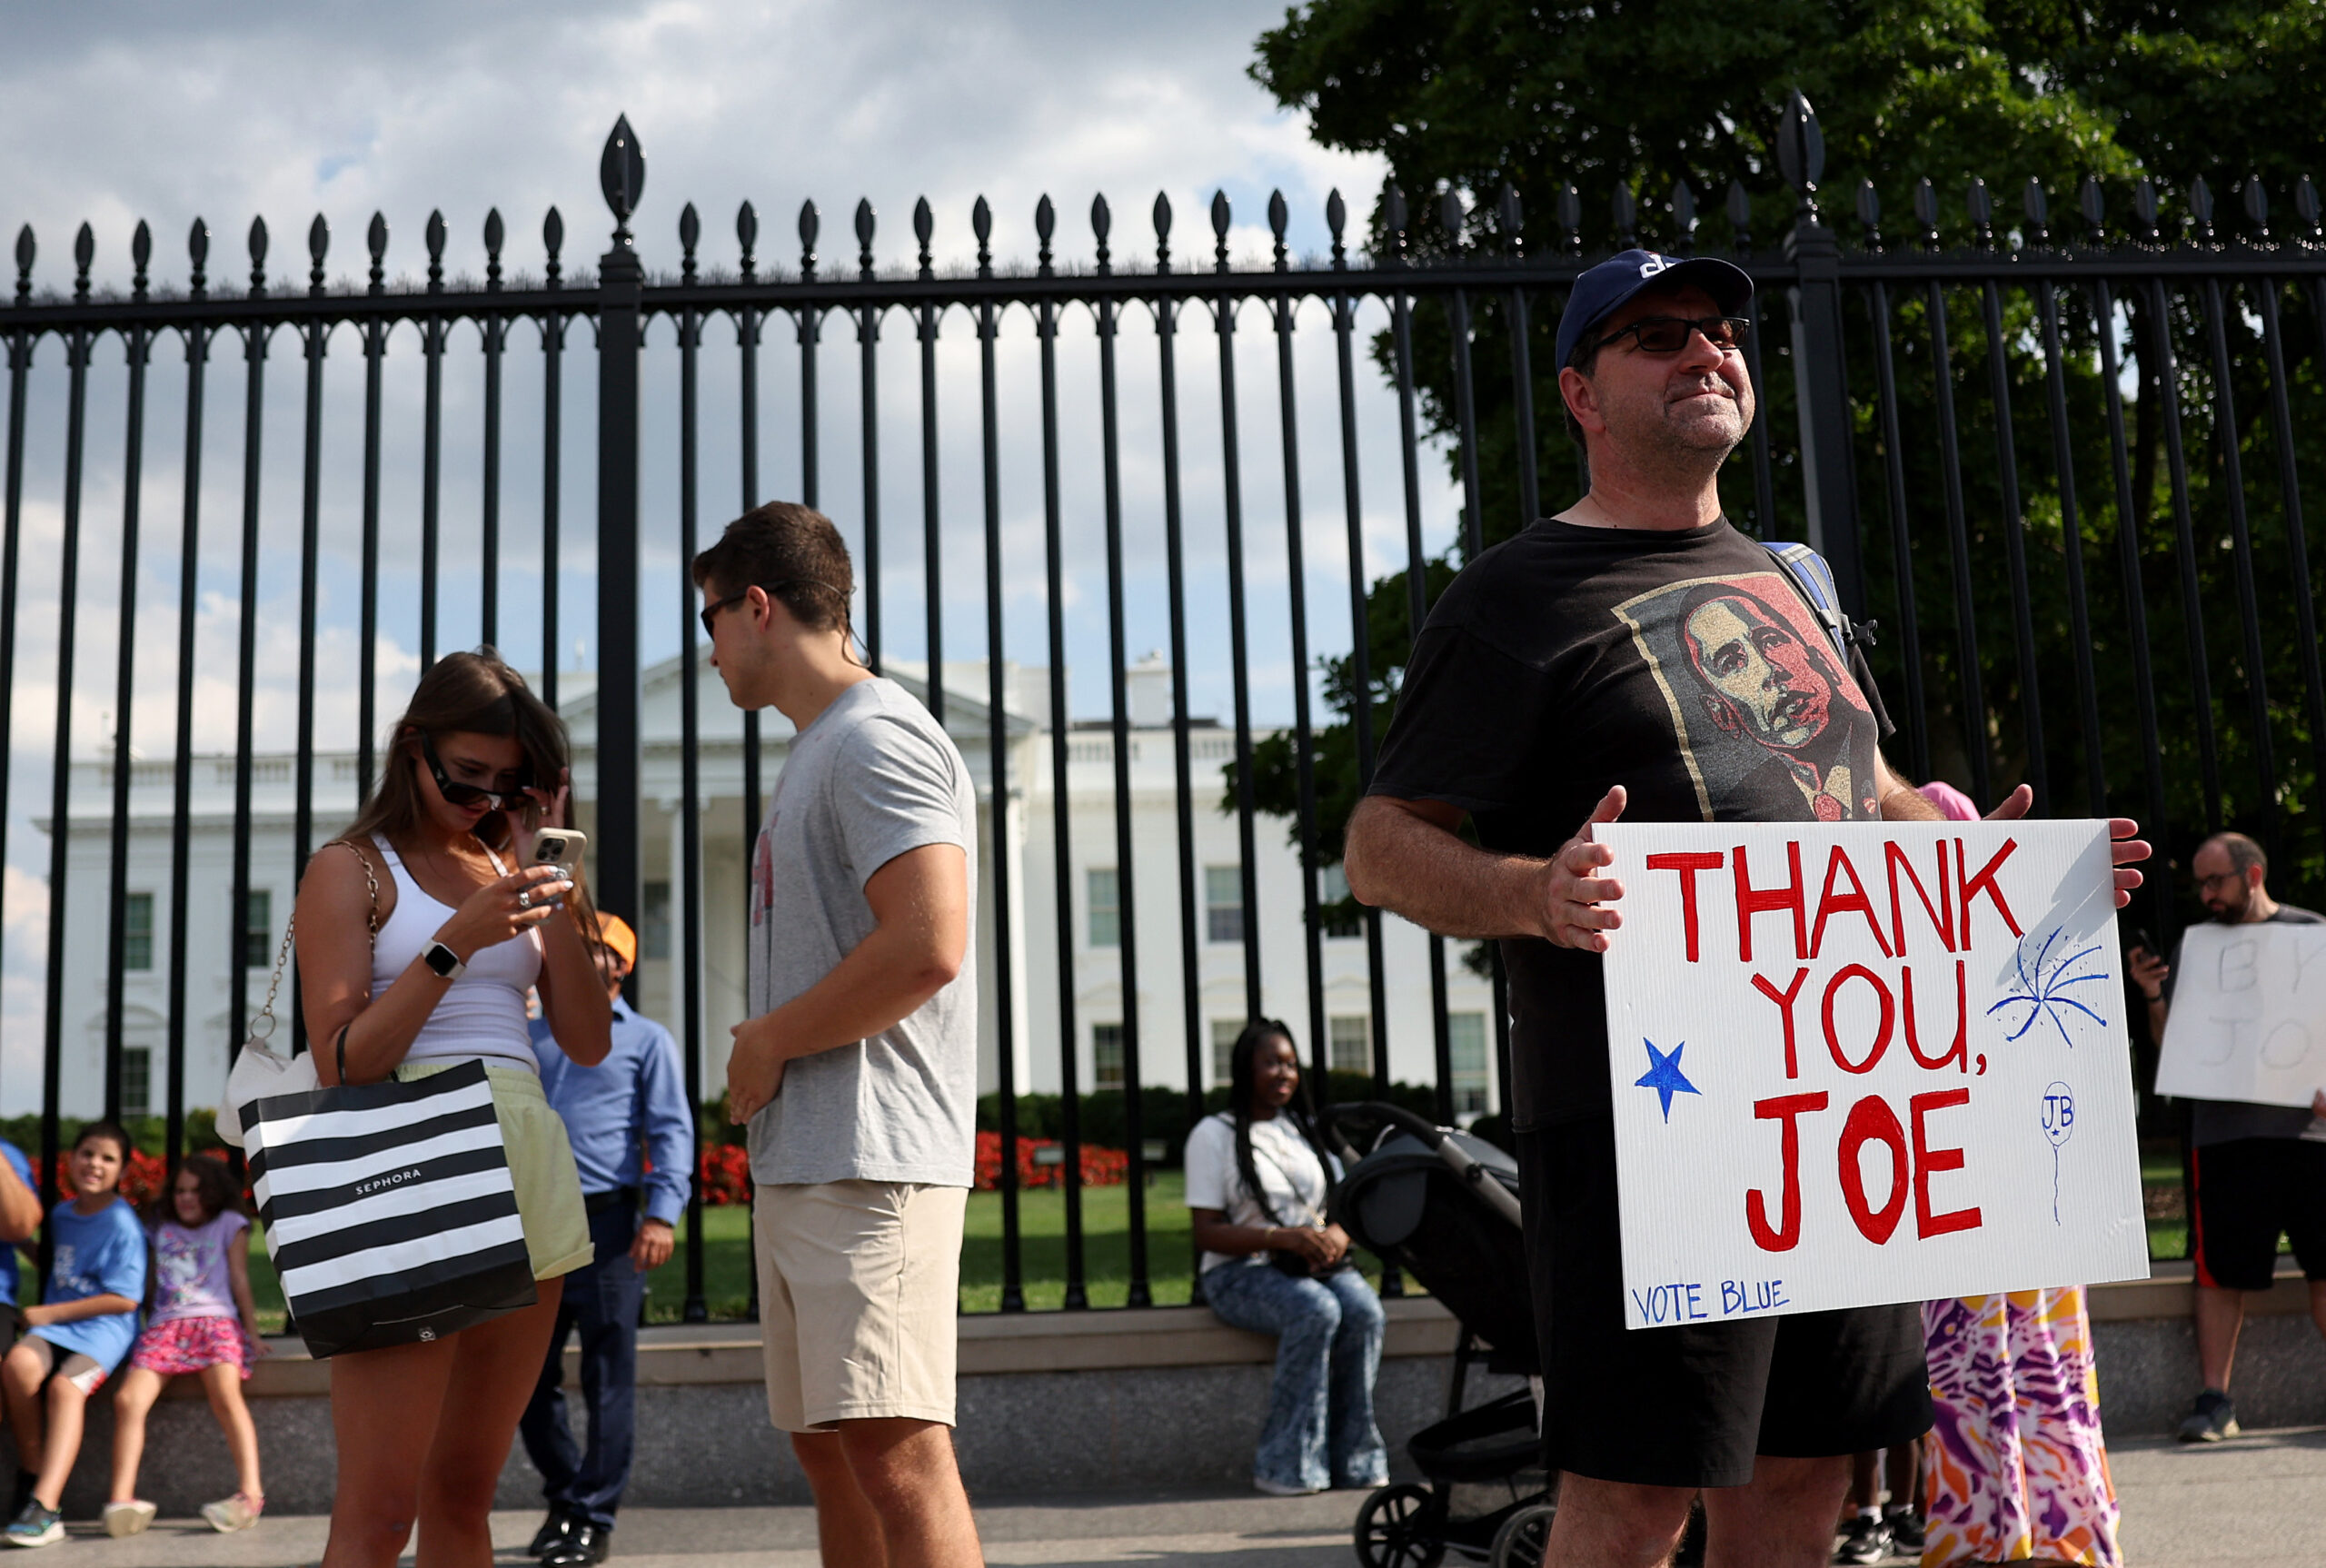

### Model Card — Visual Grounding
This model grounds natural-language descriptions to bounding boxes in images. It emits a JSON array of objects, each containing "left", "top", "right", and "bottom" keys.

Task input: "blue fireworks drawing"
[{"left": 1986, "top": 927, "right": 2111, "bottom": 1046}]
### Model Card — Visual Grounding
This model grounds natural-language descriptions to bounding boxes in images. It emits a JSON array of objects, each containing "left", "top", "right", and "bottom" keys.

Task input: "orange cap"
[{"left": 597, "top": 912, "right": 639, "bottom": 967}]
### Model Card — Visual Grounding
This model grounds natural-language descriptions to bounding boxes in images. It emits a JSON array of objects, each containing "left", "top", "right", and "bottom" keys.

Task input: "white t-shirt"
[{"left": 1183, "top": 1111, "right": 1337, "bottom": 1274}]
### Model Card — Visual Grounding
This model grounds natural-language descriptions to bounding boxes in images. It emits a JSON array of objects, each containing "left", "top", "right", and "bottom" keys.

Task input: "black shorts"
[
  {"left": 1518, "top": 1119, "right": 1931, "bottom": 1489},
  {"left": 2190, "top": 1136, "right": 2326, "bottom": 1291}
]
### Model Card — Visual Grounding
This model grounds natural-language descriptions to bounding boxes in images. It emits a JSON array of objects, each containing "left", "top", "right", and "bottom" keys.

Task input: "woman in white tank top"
[{"left": 293, "top": 650, "right": 611, "bottom": 1568}]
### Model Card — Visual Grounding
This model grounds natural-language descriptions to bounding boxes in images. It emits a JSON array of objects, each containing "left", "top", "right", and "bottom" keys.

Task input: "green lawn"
[{"left": 233, "top": 1146, "right": 2194, "bottom": 1333}]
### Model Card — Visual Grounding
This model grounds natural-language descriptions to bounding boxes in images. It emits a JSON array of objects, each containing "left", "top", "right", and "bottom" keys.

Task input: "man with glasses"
[
  {"left": 1345, "top": 249, "right": 2145, "bottom": 1566},
  {"left": 694, "top": 501, "right": 984, "bottom": 1568},
  {"left": 2129, "top": 831, "right": 2326, "bottom": 1443}
]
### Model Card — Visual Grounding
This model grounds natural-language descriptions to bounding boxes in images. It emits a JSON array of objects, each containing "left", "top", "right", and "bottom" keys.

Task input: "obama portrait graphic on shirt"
[{"left": 1615, "top": 570, "right": 1883, "bottom": 823}]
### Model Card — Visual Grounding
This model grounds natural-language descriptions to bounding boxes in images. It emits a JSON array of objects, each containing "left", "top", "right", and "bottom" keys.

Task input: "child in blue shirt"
[{"left": 0, "top": 1123, "right": 146, "bottom": 1547}]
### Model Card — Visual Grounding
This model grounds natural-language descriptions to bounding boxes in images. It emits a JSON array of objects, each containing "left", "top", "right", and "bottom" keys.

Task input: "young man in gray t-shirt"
[{"left": 696, "top": 501, "right": 982, "bottom": 1567}]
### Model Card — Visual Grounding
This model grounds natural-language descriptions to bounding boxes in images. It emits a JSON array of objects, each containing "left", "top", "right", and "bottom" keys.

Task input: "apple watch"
[{"left": 422, "top": 940, "right": 466, "bottom": 981}]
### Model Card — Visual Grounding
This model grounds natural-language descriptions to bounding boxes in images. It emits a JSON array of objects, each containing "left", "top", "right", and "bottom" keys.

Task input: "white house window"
[
  {"left": 1328, "top": 1014, "right": 1371, "bottom": 1076},
  {"left": 642, "top": 880, "right": 672, "bottom": 960},
  {"left": 1205, "top": 866, "right": 1244, "bottom": 945},
  {"left": 123, "top": 893, "right": 154, "bottom": 972},
  {"left": 1211, "top": 1018, "right": 1244, "bottom": 1085},
  {"left": 1318, "top": 863, "right": 1360, "bottom": 938},
  {"left": 1088, "top": 868, "right": 1120, "bottom": 949},
  {"left": 240, "top": 889, "right": 272, "bottom": 970},
  {"left": 122, "top": 1047, "right": 152, "bottom": 1118},
  {"left": 1092, "top": 1022, "right": 1125, "bottom": 1090},
  {"left": 1449, "top": 1013, "right": 1489, "bottom": 1116}
]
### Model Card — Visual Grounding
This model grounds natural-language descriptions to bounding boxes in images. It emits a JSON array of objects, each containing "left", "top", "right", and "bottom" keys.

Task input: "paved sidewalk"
[{"left": 26, "top": 1425, "right": 2325, "bottom": 1567}]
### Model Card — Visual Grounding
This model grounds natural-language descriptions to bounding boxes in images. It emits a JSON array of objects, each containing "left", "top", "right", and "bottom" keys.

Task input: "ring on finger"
[{"left": 517, "top": 889, "right": 532, "bottom": 909}]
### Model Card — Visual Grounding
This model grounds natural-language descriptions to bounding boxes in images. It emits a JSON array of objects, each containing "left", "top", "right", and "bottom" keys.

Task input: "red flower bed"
[
  {"left": 30, "top": 1149, "right": 168, "bottom": 1207},
  {"left": 974, "top": 1130, "right": 1130, "bottom": 1191},
  {"left": 698, "top": 1144, "right": 753, "bottom": 1206}
]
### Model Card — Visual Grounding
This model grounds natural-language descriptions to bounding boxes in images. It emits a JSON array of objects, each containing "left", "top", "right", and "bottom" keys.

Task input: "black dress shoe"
[
  {"left": 542, "top": 1523, "right": 611, "bottom": 1567},
  {"left": 528, "top": 1511, "right": 576, "bottom": 1558}
]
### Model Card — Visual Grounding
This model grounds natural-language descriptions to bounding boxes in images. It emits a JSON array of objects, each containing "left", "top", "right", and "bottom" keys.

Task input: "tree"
[{"left": 1238, "top": 0, "right": 2326, "bottom": 930}]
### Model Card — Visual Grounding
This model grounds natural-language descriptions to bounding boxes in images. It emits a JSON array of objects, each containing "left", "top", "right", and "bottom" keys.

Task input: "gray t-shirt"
[
  {"left": 2167, "top": 904, "right": 2326, "bottom": 1146},
  {"left": 745, "top": 677, "right": 979, "bottom": 1186}
]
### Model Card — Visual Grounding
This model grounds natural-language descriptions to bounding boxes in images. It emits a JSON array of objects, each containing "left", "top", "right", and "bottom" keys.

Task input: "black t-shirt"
[
  {"left": 2162, "top": 904, "right": 2326, "bottom": 1145},
  {"left": 1368, "top": 517, "right": 1894, "bottom": 1131}
]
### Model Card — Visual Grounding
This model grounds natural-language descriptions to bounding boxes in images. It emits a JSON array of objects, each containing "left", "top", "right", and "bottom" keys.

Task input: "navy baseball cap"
[{"left": 1555, "top": 249, "right": 1754, "bottom": 371}]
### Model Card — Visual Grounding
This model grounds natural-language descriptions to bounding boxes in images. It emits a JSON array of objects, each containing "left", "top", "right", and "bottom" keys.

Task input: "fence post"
[
  {"left": 596, "top": 116, "right": 645, "bottom": 975},
  {"left": 1776, "top": 93, "right": 1866, "bottom": 613}
]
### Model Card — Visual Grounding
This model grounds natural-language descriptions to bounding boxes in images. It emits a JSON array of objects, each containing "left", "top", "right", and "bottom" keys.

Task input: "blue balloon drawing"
[
  {"left": 2041, "top": 1080, "right": 2076, "bottom": 1223},
  {"left": 1988, "top": 927, "right": 2111, "bottom": 1047}
]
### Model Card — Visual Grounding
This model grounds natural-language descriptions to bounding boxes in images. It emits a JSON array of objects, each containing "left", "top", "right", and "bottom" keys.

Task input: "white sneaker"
[
  {"left": 102, "top": 1502, "right": 155, "bottom": 1539},
  {"left": 1254, "top": 1475, "right": 1322, "bottom": 1496}
]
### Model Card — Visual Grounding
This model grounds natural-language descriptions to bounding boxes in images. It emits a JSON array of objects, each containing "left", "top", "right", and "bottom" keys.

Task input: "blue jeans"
[
  {"left": 517, "top": 1201, "right": 649, "bottom": 1527},
  {"left": 1203, "top": 1261, "right": 1389, "bottom": 1493}
]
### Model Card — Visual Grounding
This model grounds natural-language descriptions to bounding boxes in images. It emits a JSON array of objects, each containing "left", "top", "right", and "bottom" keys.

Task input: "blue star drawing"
[
  {"left": 1634, "top": 1037, "right": 1702, "bottom": 1123},
  {"left": 1986, "top": 927, "right": 2111, "bottom": 1047}
]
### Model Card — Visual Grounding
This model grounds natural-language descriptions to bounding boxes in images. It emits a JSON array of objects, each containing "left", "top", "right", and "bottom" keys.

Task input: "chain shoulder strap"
[{"left": 248, "top": 840, "right": 380, "bottom": 1047}]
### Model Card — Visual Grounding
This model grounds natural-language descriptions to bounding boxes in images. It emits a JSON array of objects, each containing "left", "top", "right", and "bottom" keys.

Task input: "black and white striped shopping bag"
[{"left": 245, "top": 1059, "right": 538, "bottom": 1359}]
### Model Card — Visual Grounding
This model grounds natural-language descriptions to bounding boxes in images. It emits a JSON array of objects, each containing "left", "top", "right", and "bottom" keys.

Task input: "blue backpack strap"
[{"left": 1760, "top": 540, "right": 1874, "bottom": 667}]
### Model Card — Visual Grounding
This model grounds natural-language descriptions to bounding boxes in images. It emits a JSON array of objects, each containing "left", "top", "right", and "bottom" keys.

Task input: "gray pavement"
[{"left": 23, "top": 1425, "right": 2325, "bottom": 1567}]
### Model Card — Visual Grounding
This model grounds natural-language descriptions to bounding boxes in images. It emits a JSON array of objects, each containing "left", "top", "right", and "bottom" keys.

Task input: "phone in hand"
[
  {"left": 2128, "top": 926, "right": 2158, "bottom": 958},
  {"left": 532, "top": 829, "right": 587, "bottom": 909}
]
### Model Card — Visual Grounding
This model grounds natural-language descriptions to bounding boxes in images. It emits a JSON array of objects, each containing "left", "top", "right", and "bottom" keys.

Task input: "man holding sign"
[
  {"left": 1345, "top": 250, "right": 2146, "bottom": 1567},
  {"left": 2134, "top": 832, "right": 2326, "bottom": 1443}
]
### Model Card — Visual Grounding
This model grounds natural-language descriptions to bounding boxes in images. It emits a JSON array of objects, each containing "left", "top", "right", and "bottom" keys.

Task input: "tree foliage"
[{"left": 1237, "top": 0, "right": 2326, "bottom": 935}]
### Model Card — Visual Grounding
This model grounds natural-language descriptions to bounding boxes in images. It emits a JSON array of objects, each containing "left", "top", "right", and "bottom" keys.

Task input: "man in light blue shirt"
[{"left": 519, "top": 914, "right": 693, "bottom": 1567}]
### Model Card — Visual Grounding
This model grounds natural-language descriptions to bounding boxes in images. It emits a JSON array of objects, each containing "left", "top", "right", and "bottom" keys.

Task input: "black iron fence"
[{"left": 5, "top": 99, "right": 2321, "bottom": 1312}]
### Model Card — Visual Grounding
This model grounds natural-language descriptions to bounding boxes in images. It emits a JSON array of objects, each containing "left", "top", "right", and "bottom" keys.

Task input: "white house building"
[{"left": 45, "top": 655, "right": 1501, "bottom": 1130}]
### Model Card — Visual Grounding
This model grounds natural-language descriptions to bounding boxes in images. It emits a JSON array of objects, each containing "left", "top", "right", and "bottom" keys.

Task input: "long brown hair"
[{"left": 342, "top": 649, "right": 569, "bottom": 854}]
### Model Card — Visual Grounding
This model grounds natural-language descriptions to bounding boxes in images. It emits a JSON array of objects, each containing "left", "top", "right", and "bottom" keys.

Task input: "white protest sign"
[
  {"left": 1599, "top": 819, "right": 2148, "bottom": 1330},
  {"left": 2155, "top": 922, "right": 2326, "bottom": 1107}
]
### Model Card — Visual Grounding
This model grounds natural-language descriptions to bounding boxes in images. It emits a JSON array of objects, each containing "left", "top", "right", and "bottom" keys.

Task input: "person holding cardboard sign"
[
  {"left": 1345, "top": 250, "right": 2147, "bottom": 1568},
  {"left": 2130, "top": 830, "right": 2326, "bottom": 1444}
]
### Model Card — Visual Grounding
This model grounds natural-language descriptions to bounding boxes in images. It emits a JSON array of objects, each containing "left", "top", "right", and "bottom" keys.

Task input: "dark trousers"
[{"left": 518, "top": 1200, "right": 648, "bottom": 1528}]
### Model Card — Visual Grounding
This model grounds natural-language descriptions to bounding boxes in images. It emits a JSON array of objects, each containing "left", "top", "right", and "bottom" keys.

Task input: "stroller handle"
[
  {"left": 1321, "top": 1101, "right": 1525, "bottom": 1229},
  {"left": 1321, "top": 1100, "right": 1448, "bottom": 1151}
]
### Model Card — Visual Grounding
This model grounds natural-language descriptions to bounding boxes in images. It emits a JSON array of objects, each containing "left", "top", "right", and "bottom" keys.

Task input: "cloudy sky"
[{"left": 0, "top": 2, "right": 1480, "bottom": 1114}]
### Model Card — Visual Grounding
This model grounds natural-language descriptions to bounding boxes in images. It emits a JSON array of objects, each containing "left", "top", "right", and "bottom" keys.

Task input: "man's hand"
[
  {"left": 727, "top": 1014, "right": 787, "bottom": 1125},
  {"left": 2127, "top": 945, "right": 2170, "bottom": 1002},
  {"left": 1536, "top": 786, "right": 1628, "bottom": 952},
  {"left": 1985, "top": 787, "right": 2147, "bottom": 908},
  {"left": 631, "top": 1218, "right": 675, "bottom": 1273}
]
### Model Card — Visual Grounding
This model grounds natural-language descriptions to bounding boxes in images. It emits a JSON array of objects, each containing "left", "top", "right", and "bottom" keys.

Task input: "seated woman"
[{"left": 1187, "top": 1020, "right": 1387, "bottom": 1498}]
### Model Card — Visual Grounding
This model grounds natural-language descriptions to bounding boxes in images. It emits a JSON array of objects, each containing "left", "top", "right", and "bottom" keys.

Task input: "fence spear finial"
[
  {"left": 310, "top": 213, "right": 332, "bottom": 295},
  {"left": 2079, "top": 176, "right": 2106, "bottom": 247},
  {"left": 186, "top": 218, "right": 207, "bottom": 299},
  {"left": 131, "top": 220, "right": 151, "bottom": 301},
  {"left": 13, "top": 224, "right": 31, "bottom": 303},
  {"left": 798, "top": 200, "right": 819, "bottom": 281},
  {"left": 1775, "top": 90, "right": 1824, "bottom": 222},
  {"left": 424, "top": 209, "right": 445, "bottom": 292},
  {"left": 482, "top": 209, "right": 503, "bottom": 291},
  {"left": 1090, "top": 194, "right": 1112, "bottom": 275},
  {"left": 600, "top": 115, "right": 646, "bottom": 248},
  {"left": 1671, "top": 181, "right": 1697, "bottom": 255},
  {"left": 246, "top": 215, "right": 268, "bottom": 298},
  {"left": 1854, "top": 180, "right": 1883, "bottom": 253},
  {"left": 1267, "top": 190, "right": 1288, "bottom": 272},
  {"left": 542, "top": 207, "right": 562, "bottom": 289},
  {"left": 855, "top": 198, "right": 875, "bottom": 280},
  {"left": 737, "top": 202, "right": 758, "bottom": 282},
  {"left": 1326, "top": 188, "right": 1347, "bottom": 269},
  {"left": 913, "top": 196, "right": 933, "bottom": 280},
  {"left": 72, "top": 223, "right": 92, "bottom": 303}
]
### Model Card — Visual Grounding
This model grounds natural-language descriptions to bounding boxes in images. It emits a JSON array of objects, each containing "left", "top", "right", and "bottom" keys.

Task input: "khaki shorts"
[
  {"left": 396, "top": 1061, "right": 594, "bottom": 1281},
  {"left": 753, "top": 1181, "right": 966, "bottom": 1432}
]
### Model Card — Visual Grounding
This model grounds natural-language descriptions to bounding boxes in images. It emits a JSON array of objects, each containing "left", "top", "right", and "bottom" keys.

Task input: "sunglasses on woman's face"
[
  {"left": 419, "top": 731, "right": 527, "bottom": 810},
  {"left": 1592, "top": 313, "right": 1752, "bottom": 355}
]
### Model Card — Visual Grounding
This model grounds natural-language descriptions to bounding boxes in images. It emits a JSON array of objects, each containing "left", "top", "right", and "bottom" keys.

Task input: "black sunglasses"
[
  {"left": 1592, "top": 313, "right": 1752, "bottom": 355},
  {"left": 701, "top": 580, "right": 840, "bottom": 640},
  {"left": 700, "top": 588, "right": 753, "bottom": 640},
  {"left": 419, "top": 731, "right": 528, "bottom": 810}
]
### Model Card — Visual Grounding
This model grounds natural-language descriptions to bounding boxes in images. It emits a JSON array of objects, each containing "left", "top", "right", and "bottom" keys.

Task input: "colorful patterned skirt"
[{"left": 1921, "top": 1289, "right": 2121, "bottom": 1566}]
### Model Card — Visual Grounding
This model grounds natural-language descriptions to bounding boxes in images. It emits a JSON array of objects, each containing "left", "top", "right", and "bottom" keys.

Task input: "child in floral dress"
[{"left": 101, "top": 1156, "right": 267, "bottom": 1537}]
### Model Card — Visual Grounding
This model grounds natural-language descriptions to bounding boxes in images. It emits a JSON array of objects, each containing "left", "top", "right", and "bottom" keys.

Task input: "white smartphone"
[{"left": 532, "top": 829, "right": 587, "bottom": 908}]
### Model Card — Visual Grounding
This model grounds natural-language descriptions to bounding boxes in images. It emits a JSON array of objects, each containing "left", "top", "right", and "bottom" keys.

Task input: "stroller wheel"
[
  {"left": 1488, "top": 1502, "right": 1556, "bottom": 1568},
  {"left": 1353, "top": 1483, "right": 1446, "bottom": 1568}
]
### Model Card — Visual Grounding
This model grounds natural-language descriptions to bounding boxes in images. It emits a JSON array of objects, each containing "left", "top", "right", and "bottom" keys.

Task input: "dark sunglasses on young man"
[
  {"left": 1593, "top": 314, "right": 1752, "bottom": 355},
  {"left": 419, "top": 731, "right": 529, "bottom": 810},
  {"left": 698, "top": 580, "right": 840, "bottom": 640}
]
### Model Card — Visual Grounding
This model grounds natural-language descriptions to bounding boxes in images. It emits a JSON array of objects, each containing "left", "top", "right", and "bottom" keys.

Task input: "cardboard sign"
[
  {"left": 2154, "top": 922, "right": 2326, "bottom": 1107},
  {"left": 1598, "top": 820, "right": 2149, "bottom": 1329}
]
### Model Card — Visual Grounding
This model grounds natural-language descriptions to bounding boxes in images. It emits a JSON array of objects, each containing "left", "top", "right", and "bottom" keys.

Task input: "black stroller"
[{"left": 1324, "top": 1105, "right": 1556, "bottom": 1568}]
